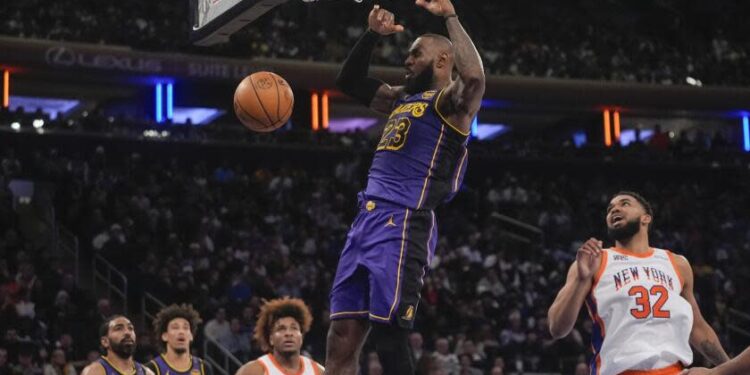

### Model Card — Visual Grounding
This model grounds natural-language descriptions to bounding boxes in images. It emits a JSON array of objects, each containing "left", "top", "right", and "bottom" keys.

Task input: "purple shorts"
[{"left": 330, "top": 193, "right": 437, "bottom": 328}]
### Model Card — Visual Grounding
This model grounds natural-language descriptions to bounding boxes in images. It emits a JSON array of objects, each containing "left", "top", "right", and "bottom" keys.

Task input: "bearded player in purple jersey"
[
  {"left": 325, "top": 1, "right": 485, "bottom": 374},
  {"left": 81, "top": 316, "right": 155, "bottom": 375}
]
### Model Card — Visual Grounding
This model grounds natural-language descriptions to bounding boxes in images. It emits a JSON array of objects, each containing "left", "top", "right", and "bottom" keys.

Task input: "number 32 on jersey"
[{"left": 629, "top": 285, "right": 671, "bottom": 319}]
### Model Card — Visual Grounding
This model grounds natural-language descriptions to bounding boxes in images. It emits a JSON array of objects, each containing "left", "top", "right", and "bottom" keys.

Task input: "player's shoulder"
[
  {"left": 659, "top": 248, "right": 690, "bottom": 266},
  {"left": 303, "top": 356, "right": 324, "bottom": 373},
  {"left": 235, "top": 361, "right": 265, "bottom": 375},
  {"left": 81, "top": 360, "right": 105, "bottom": 375}
]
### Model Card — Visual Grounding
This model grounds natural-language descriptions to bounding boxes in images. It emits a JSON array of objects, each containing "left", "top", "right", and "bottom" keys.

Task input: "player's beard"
[
  {"left": 110, "top": 338, "right": 135, "bottom": 359},
  {"left": 174, "top": 347, "right": 187, "bottom": 355},
  {"left": 607, "top": 217, "right": 641, "bottom": 242},
  {"left": 404, "top": 64, "right": 435, "bottom": 95}
]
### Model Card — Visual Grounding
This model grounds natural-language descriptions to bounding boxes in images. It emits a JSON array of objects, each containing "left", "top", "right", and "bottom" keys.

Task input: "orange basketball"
[{"left": 233, "top": 71, "right": 294, "bottom": 132}]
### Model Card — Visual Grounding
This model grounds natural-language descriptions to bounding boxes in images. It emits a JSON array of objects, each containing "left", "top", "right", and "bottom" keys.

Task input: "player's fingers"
[
  {"left": 393, "top": 24, "right": 405, "bottom": 32},
  {"left": 586, "top": 238, "right": 602, "bottom": 254},
  {"left": 582, "top": 245, "right": 599, "bottom": 258},
  {"left": 577, "top": 247, "right": 594, "bottom": 258},
  {"left": 384, "top": 12, "right": 393, "bottom": 25}
]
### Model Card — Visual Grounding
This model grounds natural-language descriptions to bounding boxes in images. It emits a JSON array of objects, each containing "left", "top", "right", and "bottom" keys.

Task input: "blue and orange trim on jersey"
[
  {"left": 620, "top": 362, "right": 684, "bottom": 375},
  {"left": 585, "top": 249, "right": 609, "bottom": 375}
]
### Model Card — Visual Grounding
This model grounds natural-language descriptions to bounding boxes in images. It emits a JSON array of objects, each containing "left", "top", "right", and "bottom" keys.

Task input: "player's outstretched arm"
[
  {"left": 682, "top": 346, "right": 750, "bottom": 375},
  {"left": 335, "top": 5, "right": 404, "bottom": 114},
  {"left": 547, "top": 238, "right": 603, "bottom": 339},
  {"left": 416, "top": 0, "right": 485, "bottom": 134},
  {"left": 674, "top": 255, "right": 729, "bottom": 366}
]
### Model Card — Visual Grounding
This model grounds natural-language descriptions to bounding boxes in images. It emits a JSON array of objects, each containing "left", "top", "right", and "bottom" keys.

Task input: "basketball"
[{"left": 233, "top": 71, "right": 294, "bottom": 132}]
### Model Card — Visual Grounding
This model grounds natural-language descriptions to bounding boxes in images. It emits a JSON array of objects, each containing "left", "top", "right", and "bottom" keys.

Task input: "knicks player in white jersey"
[
  {"left": 235, "top": 298, "right": 324, "bottom": 375},
  {"left": 548, "top": 191, "right": 729, "bottom": 375}
]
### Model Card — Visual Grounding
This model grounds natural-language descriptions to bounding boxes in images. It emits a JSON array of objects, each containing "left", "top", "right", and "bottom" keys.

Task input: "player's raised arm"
[
  {"left": 415, "top": 0, "right": 485, "bottom": 134},
  {"left": 547, "top": 238, "right": 603, "bottom": 339},
  {"left": 335, "top": 5, "right": 405, "bottom": 114}
]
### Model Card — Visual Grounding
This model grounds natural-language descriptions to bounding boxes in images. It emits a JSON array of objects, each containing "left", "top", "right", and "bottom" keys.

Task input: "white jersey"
[
  {"left": 586, "top": 248, "right": 693, "bottom": 375},
  {"left": 256, "top": 354, "right": 322, "bottom": 375}
]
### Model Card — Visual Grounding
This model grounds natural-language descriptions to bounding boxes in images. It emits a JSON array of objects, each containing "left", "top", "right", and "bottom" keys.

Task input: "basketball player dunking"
[
  {"left": 548, "top": 192, "right": 729, "bottom": 375},
  {"left": 82, "top": 316, "right": 155, "bottom": 375},
  {"left": 326, "top": 1, "right": 485, "bottom": 374},
  {"left": 235, "top": 298, "right": 324, "bottom": 375}
]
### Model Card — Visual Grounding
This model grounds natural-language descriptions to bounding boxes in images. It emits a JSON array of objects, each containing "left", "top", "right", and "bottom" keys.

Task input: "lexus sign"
[{"left": 44, "top": 45, "right": 163, "bottom": 73}]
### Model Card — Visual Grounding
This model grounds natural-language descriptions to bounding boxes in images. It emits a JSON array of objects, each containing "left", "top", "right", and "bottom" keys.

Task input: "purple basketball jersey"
[{"left": 365, "top": 89, "right": 469, "bottom": 210}]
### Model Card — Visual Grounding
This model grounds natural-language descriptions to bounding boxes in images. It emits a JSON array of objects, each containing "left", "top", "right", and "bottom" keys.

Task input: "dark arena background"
[{"left": 1, "top": 0, "right": 750, "bottom": 374}]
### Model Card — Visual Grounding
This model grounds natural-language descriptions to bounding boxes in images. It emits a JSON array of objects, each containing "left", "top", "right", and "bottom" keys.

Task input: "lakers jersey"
[
  {"left": 587, "top": 248, "right": 693, "bottom": 375},
  {"left": 147, "top": 355, "right": 205, "bottom": 375},
  {"left": 365, "top": 89, "right": 469, "bottom": 210},
  {"left": 97, "top": 357, "right": 147, "bottom": 375},
  {"left": 256, "top": 354, "right": 322, "bottom": 375}
]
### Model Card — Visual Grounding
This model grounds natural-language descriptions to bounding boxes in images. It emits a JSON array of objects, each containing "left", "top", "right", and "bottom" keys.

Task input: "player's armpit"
[{"left": 369, "top": 84, "right": 404, "bottom": 114}]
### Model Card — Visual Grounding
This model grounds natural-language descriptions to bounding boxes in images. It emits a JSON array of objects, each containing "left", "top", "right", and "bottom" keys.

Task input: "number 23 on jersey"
[{"left": 377, "top": 117, "right": 411, "bottom": 151}]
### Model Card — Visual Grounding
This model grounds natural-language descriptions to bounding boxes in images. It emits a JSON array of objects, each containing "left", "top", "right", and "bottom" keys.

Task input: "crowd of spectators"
[
  {"left": 0, "top": 147, "right": 106, "bottom": 375},
  {"left": 2, "top": 115, "right": 749, "bottom": 374},
  {"left": 2, "top": 0, "right": 749, "bottom": 86}
]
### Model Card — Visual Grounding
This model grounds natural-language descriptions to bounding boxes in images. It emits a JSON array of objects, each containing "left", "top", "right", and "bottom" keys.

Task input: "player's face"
[
  {"left": 163, "top": 318, "right": 193, "bottom": 355},
  {"left": 404, "top": 38, "right": 436, "bottom": 94},
  {"left": 269, "top": 317, "right": 303, "bottom": 355},
  {"left": 103, "top": 317, "right": 136, "bottom": 359},
  {"left": 606, "top": 195, "right": 649, "bottom": 240},
  {"left": 606, "top": 195, "right": 646, "bottom": 228}
]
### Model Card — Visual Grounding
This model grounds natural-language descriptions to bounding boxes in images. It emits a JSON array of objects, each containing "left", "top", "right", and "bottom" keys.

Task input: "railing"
[
  {"left": 92, "top": 254, "right": 128, "bottom": 314},
  {"left": 728, "top": 308, "right": 750, "bottom": 344},
  {"left": 141, "top": 292, "right": 166, "bottom": 329},
  {"left": 203, "top": 334, "right": 244, "bottom": 375},
  {"left": 58, "top": 228, "right": 80, "bottom": 284},
  {"left": 491, "top": 212, "right": 545, "bottom": 245}
]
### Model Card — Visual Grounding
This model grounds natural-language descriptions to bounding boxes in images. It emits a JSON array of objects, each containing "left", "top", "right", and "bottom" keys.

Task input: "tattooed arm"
[
  {"left": 682, "top": 346, "right": 750, "bottom": 375},
  {"left": 415, "top": 0, "right": 486, "bottom": 134},
  {"left": 673, "top": 254, "right": 729, "bottom": 366}
]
